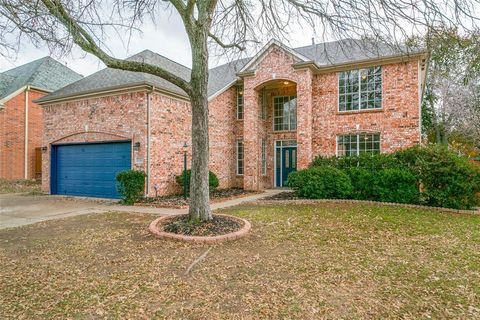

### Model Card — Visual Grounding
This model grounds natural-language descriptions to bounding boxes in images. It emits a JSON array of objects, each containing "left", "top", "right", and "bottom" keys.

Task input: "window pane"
[
  {"left": 339, "top": 67, "right": 382, "bottom": 111},
  {"left": 237, "top": 85, "right": 244, "bottom": 119},
  {"left": 290, "top": 97, "right": 297, "bottom": 130},
  {"left": 237, "top": 141, "right": 244, "bottom": 175},
  {"left": 273, "top": 96, "right": 296, "bottom": 131},
  {"left": 261, "top": 139, "right": 267, "bottom": 175}
]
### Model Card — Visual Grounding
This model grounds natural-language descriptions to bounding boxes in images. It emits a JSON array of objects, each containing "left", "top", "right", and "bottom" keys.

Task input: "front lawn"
[{"left": 1, "top": 203, "right": 479, "bottom": 318}]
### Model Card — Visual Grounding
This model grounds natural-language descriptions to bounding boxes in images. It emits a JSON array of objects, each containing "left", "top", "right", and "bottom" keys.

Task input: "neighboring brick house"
[
  {"left": 36, "top": 39, "right": 427, "bottom": 198},
  {"left": 0, "top": 57, "right": 82, "bottom": 180}
]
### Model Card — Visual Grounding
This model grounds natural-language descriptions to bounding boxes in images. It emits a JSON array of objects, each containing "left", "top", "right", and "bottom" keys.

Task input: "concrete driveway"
[
  {"left": 0, "top": 190, "right": 281, "bottom": 229},
  {"left": 0, "top": 194, "right": 111, "bottom": 229}
]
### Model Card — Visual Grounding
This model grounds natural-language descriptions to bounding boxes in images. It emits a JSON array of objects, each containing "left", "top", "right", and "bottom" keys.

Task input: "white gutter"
[
  {"left": 0, "top": 85, "right": 50, "bottom": 106},
  {"left": 24, "top": 86, "right": 30, "bottom": 179},
  {"left": 146, "top": 87, "right": 154, "bottom": 196}
]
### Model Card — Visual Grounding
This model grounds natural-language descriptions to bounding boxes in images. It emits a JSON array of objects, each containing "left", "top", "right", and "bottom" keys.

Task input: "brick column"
[
  {"left": 296, "top": 69, "right": 314, "bottom": 169},
  {"left": 243, "top": 79, "right": 261, "bottom": 190}
]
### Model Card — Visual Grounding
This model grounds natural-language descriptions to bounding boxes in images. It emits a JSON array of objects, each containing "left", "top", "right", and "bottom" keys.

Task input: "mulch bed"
[
  {"left": 137, "top": 188, "right": 259, "bottom": 208},
  {"left": 160, "top": 214, "right": 242, "bottom": 237},
  {"left": 262, "top": 191, "right": 299, "bottom": 200}
]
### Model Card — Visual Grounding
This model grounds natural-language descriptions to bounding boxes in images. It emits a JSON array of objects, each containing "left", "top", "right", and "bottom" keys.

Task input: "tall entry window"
[
  {"left": 236, "top": 140, "right": 244, "bottom": 175},
  {"left": 273, "top": 96, "right": 297, "bottom": 131},
  {"left": 338, "top": 66, "right": 382, "bottom": 111},
  {"left": 261, "top": 139, "right": 267, "bottom": 175},
  {"left": 337, "top": 133, "right": 380, "bottom": 156}
]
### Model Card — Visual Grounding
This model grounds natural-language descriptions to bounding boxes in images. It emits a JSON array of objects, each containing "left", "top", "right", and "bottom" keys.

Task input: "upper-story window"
[
  {"left": 338, "top": 66, "right": 382, "bottom": 112},
  {"left": 337, "top": 133, "right": 380, "bottom": 156},
  {"left": 273, "top": 96, "right": 297, "bottom": 131},
  {"left": 236, "top": 85, "right": 244, "bottom": 120}
]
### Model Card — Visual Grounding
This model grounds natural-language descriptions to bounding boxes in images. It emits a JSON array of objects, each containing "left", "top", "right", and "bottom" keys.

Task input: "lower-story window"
[
  {"left": 261, "top": 139, "right": 267, "bottom": 175},
  {"left": 236, "top": 140, "right": 244, "bottom": 175},
  {"left": 337, "top": 133, "right": 380, "bottom": 156}
]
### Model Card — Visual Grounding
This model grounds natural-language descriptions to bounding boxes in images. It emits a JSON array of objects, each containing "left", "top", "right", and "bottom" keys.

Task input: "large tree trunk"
[{"left": 187, "top": 27, "right": 212, "bottom": 221}]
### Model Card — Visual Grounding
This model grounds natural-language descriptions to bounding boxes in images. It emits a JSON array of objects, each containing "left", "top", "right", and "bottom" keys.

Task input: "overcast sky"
[{"left": 0, "top": 8, "right": 318, "bottom": 77}]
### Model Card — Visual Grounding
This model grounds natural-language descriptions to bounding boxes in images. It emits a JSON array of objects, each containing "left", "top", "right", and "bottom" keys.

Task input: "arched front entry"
[{"left": 243, "top": 79, "right": 299, "bottom": 189}]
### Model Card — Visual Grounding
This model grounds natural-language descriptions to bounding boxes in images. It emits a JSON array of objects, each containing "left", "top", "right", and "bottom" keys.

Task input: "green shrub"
[
  {"left": 345, "top": 167, "right": 377, "bottom": 200},
  {"left": 373, "top": 168, "right": 420, "bottom": 204},
  {"left": 395, "top": 145, "right": 480, "bottom": 209},
  {"left": 116, "top": 170, "right": 146, "bottom": 204},
  {"left": 311, "top": 153, "right": 398, "bottom": 171},
  {"left": 175, "top": 170, "right": 219, "bottom": 194},
  {"left": 287, "top": 166, "right": 353, "bottom": 199},
  {"left": 310, "top": 145, "right": 480, "bottom": 209}
]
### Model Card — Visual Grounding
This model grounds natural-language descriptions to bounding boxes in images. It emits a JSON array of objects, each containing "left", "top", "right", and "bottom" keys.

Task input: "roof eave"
[
  {"left": 296, "top": 51, "right": 428, "bottom": 73},
  {"left": 0, "top": 85, "right": 51, "bottom": 105},
  {"left": 35, "top": 82, "right": 189, "bottom": 105}
]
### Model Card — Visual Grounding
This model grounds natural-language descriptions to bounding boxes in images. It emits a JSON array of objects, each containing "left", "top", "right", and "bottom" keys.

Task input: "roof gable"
[
  {"left": 0, "top": 57, "right": 82, "bottom": 102},
  {"left": 238, "top": 39, "right": 310, "bottom": 73}
]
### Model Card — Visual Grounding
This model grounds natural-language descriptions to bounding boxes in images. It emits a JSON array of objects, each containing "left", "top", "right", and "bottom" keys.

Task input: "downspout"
[
  {"left": 24, "top": 86, "right": 30, "bottom": 179},
  {"left": 146, "top": 86, "right": 154, "bottom": 196}
]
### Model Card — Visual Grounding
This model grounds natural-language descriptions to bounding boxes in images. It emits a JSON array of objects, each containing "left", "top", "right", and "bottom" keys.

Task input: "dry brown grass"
[
  {"left": 0, "top": 179, "right": 41, "bottom": 194},
  {"left": 1, "top": 203, "right": 479, "bottom": 319}
]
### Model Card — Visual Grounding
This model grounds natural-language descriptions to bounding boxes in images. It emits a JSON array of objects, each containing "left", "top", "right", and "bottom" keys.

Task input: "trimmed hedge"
[
  {"left": 116, "top": 170, "right": 146, "bottom": 205},
  {"left": 287, "top": 166, "right": 353, "bottom": 199},
  {"left": 296, "top": 145, "right": 480, "bottom": 209},
  {"left": 175, "top": 169, "right": 219, "bottom": 194},
  {"left": 373, "top": 168, "right": 420, "bottom": 204},
  {"left": 395, "top": 145, "right": 480, "bottom": 209}
]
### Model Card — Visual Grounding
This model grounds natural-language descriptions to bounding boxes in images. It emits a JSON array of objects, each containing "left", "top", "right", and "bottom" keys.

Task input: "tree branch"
[
  {"left": 208, "top": 32, "right": 245, "bottom": 50},
  {"left": 42, "top": 0, "right": 192, "bottom": 94}
]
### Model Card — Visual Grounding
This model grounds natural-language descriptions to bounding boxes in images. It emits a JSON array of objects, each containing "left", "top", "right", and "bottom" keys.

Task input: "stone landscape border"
[
  {"left": 252, "top": 199, "right": 480, "bottom": 215},
  {"left": 148, "top": 214, "right": 251, "bottom": 243}
]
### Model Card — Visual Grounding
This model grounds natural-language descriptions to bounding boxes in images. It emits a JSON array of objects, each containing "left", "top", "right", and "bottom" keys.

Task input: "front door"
[{"left": 275, "top": 145, "right": 297, "bottom": 187}]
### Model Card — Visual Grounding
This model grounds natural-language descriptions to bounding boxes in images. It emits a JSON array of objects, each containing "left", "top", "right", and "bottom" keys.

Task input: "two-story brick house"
[{"left": 36, "top": 39, "right": 427, "bottom": 198}]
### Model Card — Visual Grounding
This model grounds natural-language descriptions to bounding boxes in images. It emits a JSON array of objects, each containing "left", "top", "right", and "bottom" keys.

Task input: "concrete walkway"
[
  {"left": 107, "top": 189, "right": 283, "bottom": 215},
  {"left": 0, "top": 190, "right": 282, "bottom": 229}
]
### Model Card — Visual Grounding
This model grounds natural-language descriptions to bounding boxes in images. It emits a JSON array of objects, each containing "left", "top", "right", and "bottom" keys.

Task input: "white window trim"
[
  {"left": 272, "top": 95, "right": 297, "bottom": 132},
  {"left": 337, "top": 67, "right": 383, "bottom": 112},
  {"left": 335, "top": 133, "right": 381, "bottom": 157},
  {"left": 274, "top": 140, "right": 297, "bottom": 187},
  {"left": 236, "top": 139, "right": 244, "bottom": 175}
]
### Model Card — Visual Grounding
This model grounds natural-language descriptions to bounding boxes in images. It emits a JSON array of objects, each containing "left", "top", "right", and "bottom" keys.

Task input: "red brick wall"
[
  {"left": 148, "top": 92, "right": 191, "bottom": 196},
  {"left": 41, "top": 89, "right": 243, "bottom": 197},
  {"left": 0, "top": 89, "right": 46, "bottom": 180},
  {"left": 42, "top": 91, "right": 149, "bottom": 194},
  {"left": 311, "top": 61, "right": 421, "bottom": 157},
  {"left": 208, "top": 87, "right": 244, "bottom": 189}
]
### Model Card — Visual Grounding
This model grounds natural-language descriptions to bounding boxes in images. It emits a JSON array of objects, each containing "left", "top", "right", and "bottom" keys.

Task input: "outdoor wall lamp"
[
  {"left": 41, "top": 146, "right": 48, "bottom": 152},
  {"left": 133, "top": 142, "right": 141, "bottom": 151}
]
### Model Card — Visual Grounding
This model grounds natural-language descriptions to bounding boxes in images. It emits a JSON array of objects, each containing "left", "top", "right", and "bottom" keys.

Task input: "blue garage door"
[{"left": 51, "top": 141, "right": 131, "bottom": 199}]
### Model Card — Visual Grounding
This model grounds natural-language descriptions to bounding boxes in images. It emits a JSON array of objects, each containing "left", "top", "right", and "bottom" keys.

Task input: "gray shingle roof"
[
  {"left": 37, "top": 39, "right": 423, "bottom": 104},
  {"left": 208, "top": 58, "right": 250, "bottom": 97},
  {"left": 0, "top": 56, "right": 83, "bottom": 101},
  {"left": 293, "top": 38, "right": 416, "bottom": 66},
  {"left": 37, "top": 50, "right": 191, "bottom": 103}
]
